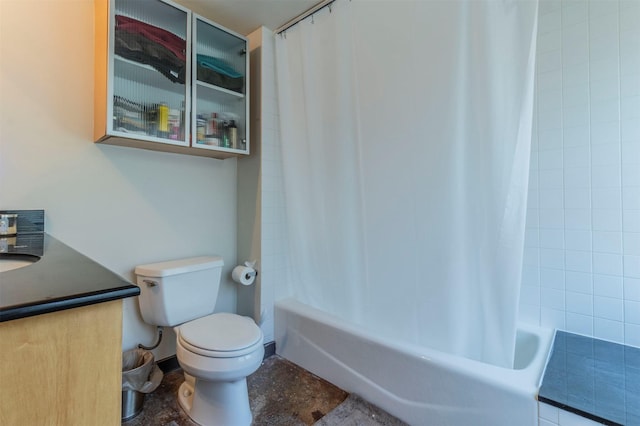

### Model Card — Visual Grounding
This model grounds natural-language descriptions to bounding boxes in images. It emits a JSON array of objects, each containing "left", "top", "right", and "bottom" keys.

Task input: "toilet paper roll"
[{"left": 232, "top": 265, "right": 257, "bottom": 286}]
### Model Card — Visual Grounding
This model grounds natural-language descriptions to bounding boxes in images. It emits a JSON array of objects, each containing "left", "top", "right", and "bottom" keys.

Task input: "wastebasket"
[{"left": 121, "top": 349, "right": 163, "bottom": 421}]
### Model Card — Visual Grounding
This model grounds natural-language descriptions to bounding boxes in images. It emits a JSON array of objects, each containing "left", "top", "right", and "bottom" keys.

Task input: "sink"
[{"left": 0, "top": 255, "right": 39, "bottom": 273}]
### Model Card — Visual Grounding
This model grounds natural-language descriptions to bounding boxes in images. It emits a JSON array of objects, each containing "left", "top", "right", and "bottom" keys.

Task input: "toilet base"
[{"left": 178, "top": 377, "right": 252, "bottom": 426}]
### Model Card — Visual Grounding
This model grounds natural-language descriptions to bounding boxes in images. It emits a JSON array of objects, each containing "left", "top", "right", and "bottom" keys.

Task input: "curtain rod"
[{"left": 275, "top": 0, "right": 337, "bottom": 34}]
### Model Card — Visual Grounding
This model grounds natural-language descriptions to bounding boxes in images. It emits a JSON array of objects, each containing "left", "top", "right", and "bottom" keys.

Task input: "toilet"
[{"left": 135, "top": 256, "right": 264, "bottom": 426}]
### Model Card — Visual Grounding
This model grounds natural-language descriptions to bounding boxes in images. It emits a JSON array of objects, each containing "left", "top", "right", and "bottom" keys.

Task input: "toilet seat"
[{"left": 178, "top": 313, "right": 263, "bottom": 358}]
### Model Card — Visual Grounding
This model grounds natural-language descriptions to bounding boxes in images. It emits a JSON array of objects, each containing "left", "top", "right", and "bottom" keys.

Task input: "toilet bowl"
[
  {"left": 134, "top": 256, "right": 263, "bottom": 426},
  {"left": 175, "top": 313, "right": 264, "bottom": 426}
]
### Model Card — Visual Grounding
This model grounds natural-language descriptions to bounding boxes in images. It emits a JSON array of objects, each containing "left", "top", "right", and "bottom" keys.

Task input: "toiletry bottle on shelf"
[
  {"left": 228, "top": 120, "right": 238, "bottom": 149},
  {"left": 208, "top": 113, "right": 219, "bottom": 138},
  {"left": 169, "top": 108, "right": 180, "bottom": 139},
  {"left": 158, "top": 103, "right": 169, "bottom": 137},
  {"left": 179, "top": 101, "right": 185, "bottom": 140},
  {"left": 196, "top": 114, "right": 206, "bottom": 144},
  {"left": 221, "top": 120, "right": 230, "bottom": 148}
]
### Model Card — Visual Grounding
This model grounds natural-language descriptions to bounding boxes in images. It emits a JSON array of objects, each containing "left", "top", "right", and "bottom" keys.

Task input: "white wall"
[
  {"left": 235, "top": 28, "right": 263, "bottom": 322},
  {"left": 235, "top": 25, "right": 282, "bottom": 344},
  {"left": 520, "top": 0, "right": 640, "bottom": 348},
  {"left": 254, "top": 27, "right": 283, "bottom": 344},
  {"left": 0, "top": 1, "right": 239, "bottom": 360}
]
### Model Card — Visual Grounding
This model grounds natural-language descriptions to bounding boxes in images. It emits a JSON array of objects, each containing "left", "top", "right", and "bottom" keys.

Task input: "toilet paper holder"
[{"left": 232, "top": 261, "right": 258, "bottom": 286}]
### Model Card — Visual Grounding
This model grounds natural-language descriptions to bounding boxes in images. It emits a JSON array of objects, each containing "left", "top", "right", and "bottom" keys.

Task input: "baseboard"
[
  {"left": 157, "top": 355, "right": 180, "bottom": 373},
  {"left": 264, "top": 341, "right": 276, "bottom": 358},
  {"left": 157, "top": 341, "right": 276, "bottom": 373}
]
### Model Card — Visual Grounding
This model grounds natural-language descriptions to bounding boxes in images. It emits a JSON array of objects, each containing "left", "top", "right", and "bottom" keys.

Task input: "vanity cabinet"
[
  {"left": 94, "top": 0, "right": 249, "bottom": 159},
  {"left": 0, "top": 301, "right": 123, "bottom": 425}
]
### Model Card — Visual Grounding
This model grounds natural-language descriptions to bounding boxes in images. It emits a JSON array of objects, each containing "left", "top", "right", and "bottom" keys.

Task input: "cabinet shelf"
[
  {"left": 196, "top": 80, "right": 245, "bottom": 101},
  {"left": 192, "top": 143, "right": 246, "bottom": 154},
  {"left": 114, "top": 55, "right": 185, "bottom": 94},
  {"left": 105, "top": 129, "right": 188, "bottom": 146},
  {"left": 95, "top": 134, "right": 242, "bottom": 159}
]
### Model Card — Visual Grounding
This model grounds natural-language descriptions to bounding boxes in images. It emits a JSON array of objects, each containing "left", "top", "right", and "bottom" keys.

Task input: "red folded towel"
[{"left": 116, "top": 15, "right": 186, "bottom": 62}]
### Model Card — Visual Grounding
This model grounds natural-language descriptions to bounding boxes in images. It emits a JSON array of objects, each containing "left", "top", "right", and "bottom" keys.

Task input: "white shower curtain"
[{"left": 276, "top": 0, "right": 538, "bottom": 368}]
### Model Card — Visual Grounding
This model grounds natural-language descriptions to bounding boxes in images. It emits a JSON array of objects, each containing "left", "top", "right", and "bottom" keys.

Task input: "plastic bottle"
[
  {"left": 196, "top": 114, "right": 206, "bottom": 143},
  {"left": 221, "top": 121, "right": 230, "bottom": 148},
  {"left": 207, "top": 113, "right": 219, "bottom": 137},
  {"left": 169, "top": 108, "right": 180, "bottom": 139},
  {"left": 179, "top": 101, "right": 185, "bottom": 140},
  {"left": 228, "top": 120, "right": 238, "bottom": 149},
  {"left": 158, "top": 103, "right": 169, "bottom": 137}
]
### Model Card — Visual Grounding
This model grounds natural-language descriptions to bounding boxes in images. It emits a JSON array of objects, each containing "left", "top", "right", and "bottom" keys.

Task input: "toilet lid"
[{"left": 179, "top": 313, "right": 262, "bottom": 352}]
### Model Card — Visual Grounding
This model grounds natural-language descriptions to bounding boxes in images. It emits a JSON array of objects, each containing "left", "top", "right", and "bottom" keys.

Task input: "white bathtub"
[{"left": 275, "top": 298, "right": 553, "bottom": 426}]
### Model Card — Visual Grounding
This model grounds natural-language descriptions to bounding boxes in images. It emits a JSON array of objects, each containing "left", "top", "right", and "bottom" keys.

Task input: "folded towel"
[
  {"left": 196, "top": 54, "right": 242, "bottom": 78},
  {"left": 116, "top": 15, "right": 186, "bottom": 61}
]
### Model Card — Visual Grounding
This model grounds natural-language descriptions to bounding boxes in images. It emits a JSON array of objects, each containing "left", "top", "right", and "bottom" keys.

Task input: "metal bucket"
[{"left": 121, "top": 389, "right": 145, "bottom": 421}]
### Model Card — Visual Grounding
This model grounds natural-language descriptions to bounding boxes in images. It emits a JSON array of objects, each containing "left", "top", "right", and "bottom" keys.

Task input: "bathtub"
[{"left": 275, "top": 298, "right": 554, "bottom": 426}]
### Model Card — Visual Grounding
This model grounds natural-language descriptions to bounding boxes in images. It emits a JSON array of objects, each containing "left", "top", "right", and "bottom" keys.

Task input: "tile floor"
[{"left": 123, "top": 355, "right": 407, "bottom": 426}]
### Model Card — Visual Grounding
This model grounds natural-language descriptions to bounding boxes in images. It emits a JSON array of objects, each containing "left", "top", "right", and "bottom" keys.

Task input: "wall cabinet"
[{"left": 94, "top": 0, "right": 249, "bottom": 159}]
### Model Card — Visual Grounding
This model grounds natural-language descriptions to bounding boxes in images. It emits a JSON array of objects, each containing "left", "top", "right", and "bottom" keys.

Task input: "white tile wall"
[
  {"left": 539, "top": 402, "right": 604, "bottom": 426},
  {"left": 526, "top": 1, "right": 640, "bottom": 424},
  {"left": 523, "top": 0, "right": 640, "bottom": 346}
]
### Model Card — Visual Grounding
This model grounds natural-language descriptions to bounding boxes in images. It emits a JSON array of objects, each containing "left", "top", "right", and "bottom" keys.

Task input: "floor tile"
[{"left": 123, "top": 355, "right": 387, "bottom": 426}]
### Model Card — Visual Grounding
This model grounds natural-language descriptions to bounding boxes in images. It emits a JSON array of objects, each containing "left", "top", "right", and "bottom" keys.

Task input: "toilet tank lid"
[{"left": 135, "top": 256, "right": 224, "bottom": 277}]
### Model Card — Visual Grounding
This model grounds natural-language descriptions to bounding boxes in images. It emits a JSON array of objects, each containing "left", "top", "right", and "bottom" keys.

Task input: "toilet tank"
[{"left": 134, "top": 256, "right": 224, "bottom": 327}]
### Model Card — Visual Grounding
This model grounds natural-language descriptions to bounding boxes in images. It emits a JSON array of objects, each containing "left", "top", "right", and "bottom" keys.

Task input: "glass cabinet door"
[
  {"left": 192, "top": 15, "right": 249, "bottom": 154},
  {"left": 109, "top": 0, "right": 190, "bottom": 146}
]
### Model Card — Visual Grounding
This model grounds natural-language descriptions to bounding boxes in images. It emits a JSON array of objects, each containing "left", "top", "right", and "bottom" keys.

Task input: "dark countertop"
[
  {"left": 539, "top": 331, "right": 640, "bottom": 426},
  {"left": 0, "top": 233, "right": 139, "bottom": 322}
]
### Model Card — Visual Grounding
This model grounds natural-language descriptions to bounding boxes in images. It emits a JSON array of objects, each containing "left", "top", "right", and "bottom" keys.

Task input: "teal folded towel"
[{"left": 196, "top": 54, "right": 242, "bottom": 78}]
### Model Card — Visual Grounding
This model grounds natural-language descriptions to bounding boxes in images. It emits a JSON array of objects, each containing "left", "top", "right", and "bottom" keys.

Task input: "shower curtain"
[{"left": 275, "top": 0, "right": 538, "bottom": 368}]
